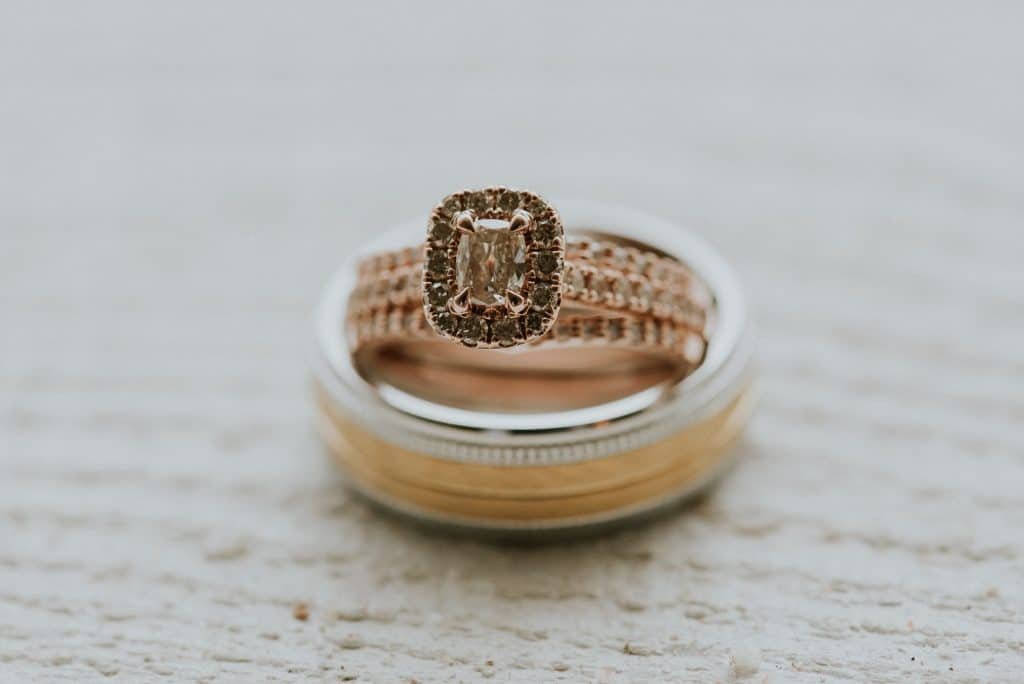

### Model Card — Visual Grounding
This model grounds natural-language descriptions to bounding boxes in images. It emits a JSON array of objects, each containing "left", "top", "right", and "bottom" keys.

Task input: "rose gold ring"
[
  {"left": 347, "top": 188, "right": 715, "bottom": 399},
  {"left": 314, "top": 194, "right": 755, "bottom": 535}
]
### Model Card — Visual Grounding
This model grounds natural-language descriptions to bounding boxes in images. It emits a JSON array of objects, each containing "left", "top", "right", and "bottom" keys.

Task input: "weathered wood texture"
[{"left": 1, "top": 2, "right": 1022, "bottom": 682}]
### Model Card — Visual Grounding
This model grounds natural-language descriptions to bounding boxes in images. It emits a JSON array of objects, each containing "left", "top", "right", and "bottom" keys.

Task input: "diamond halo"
[{"left": 422, "top": 187, "right": 565, "bottom": 349}]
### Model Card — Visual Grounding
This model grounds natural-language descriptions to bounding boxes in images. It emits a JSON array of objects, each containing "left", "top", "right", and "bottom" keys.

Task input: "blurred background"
[
  {"left": 3, "top": 2, "right": 1021, "bottom": 388},
  {"left": 2, "top": 2, "right": 1022, "bottom": 681}
]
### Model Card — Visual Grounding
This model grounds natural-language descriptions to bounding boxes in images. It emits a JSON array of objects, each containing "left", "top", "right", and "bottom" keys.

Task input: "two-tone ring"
[{"left": 312, "top": 187, "right": 755, "bottom": 538}]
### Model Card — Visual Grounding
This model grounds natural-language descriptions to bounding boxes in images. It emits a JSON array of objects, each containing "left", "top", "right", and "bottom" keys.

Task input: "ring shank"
[
  {"left": 316, "top": 380, "right": 755, "bottom": 526},
  {"left": 348, "top": 231, "right": 713, "bottom": 412},
  {"left": 355, "top": 341, "right": 687, "bottom": 413}
]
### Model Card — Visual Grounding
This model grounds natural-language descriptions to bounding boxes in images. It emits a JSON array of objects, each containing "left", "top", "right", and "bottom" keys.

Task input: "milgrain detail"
[{"left": 314, "top": 372, "right": 743, "bottom": 466}]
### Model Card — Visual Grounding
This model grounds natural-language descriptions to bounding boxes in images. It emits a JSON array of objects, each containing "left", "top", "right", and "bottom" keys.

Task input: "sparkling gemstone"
[
  {"left": 525, "top": 198, "right": 546, "bottom": 216},
  {"left": 536, "top": 252, "right": 558, "bottom": 274},
  {"left": 613, "top": 275, "right": 631, "bottom": 300},
  {"left": 610, "top": 248, "right": 629, "bottom": 270},
  {"left": 567, "top": 267, "right": 585, "bottom": 294},
  {"left": 460, "top": 316, "right": 487, "bottom": 341},
  {"left": 429, "top": 220, "right": 453, "bottom": 243},
  {"left": 456, "top": 226, "right": 527, "bottom": 307},
  {"left": 532, "top": 283, "right": 554, "bottom": 309},
  {"left": 498, "top": 191, "right": 521, "bottom": 213},
  {"left": 534, "top": 221, "right": 558, "bottom": 242},
  {"left": 442, "top": 196, "right": 462, "bottom": 216},
  {"left": 469, "top": 192, "right": 490, "bottom": 214},
  {"left": 427, "top": 282, "right": 449, "bottom": 308},
  {"left": 427, "top": 250, "right": 449, "bottom": 277},
  {"left": 436, "top": 312, "right": 459, "bottom": 335},
  {"left": 491, "top": 319, "right": 519, "bottom": 346},
  {"left": 634, "top": 280, "right": 654, "bottom": 309},
  {"left": 525, "top": 311, "right": 546, "bottom": 335}
]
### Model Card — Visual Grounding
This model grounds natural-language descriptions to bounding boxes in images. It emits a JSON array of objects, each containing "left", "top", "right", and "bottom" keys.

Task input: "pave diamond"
[
  {"left": 429, "top": 220, "right": 453, "bottom": 243},
  {"left": 491, "top": 319, "right": 519, "bottom": 346},
  {"left": 536, "top": 251, "right": 558, "bottom": 275},
  {"left": 427, "top": 250, "right": 448, "bottom": 277},
  {"left": 532, "top": 283, "right": 554, "bottom": 309},
  {"left": 427, "top": 282, "right": 449, "bottom": 308},
  {"left": 456, "top": 225, "right": 526, "bottom": 307}
]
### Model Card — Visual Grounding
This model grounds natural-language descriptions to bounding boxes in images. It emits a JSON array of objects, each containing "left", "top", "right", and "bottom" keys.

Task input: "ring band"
[
  {"left": 346, "top": 188, "right": 717, "bottom": 411},
  {"left": 312, "top": 196, "right": 755, "bottom": 537},
  {"left": 349, "top": 234, "right": 711, "bottom": 369},
  {"left": 314, "top": 381, "right": 754, "bottom": 529}
]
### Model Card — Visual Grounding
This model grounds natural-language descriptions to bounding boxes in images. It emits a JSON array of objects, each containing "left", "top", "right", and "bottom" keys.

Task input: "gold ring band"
[{"left": 315, "top": 381, "right": 755, "bottom": 528}]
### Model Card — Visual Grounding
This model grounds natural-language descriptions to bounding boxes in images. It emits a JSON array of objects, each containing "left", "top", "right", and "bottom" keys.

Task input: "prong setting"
[
  {"left": 454, "top": 210, "right": 477, "bottom": 235},
  {"left": 505, "top": 289, "right": 528, "bottom": 315},
  {"left": 422, "top": 188, "right": 565, "bottom": 349},
  {"left": 448, "top": 287, "right": 472, "bottom": 315},
  {"left": 508, "top": 209, "right": 532, "bottom": 234}
]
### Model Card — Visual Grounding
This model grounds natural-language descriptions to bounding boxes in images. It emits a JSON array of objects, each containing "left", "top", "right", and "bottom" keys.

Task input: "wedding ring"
[{"left": 311, "top": 192, "right": 755, "bottom": 537}]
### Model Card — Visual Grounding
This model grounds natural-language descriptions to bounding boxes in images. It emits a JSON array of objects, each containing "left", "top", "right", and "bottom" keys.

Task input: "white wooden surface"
[{"left": 2, "top": 2, "right": 1023, "bottom": 682}]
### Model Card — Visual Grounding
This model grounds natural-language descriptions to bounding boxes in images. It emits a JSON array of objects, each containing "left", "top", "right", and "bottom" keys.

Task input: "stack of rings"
[{"left": 312, "top": 187, "right": 755, "bottom": 538}]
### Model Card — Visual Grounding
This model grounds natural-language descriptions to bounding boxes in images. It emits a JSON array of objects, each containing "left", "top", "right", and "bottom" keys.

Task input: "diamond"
[
  {"left": 469, "top": 192, "right": 490, "bottom": 214},
  {"left": 456, "top": 225, "right": 527, "bottom": 307},
  {"left": 532, "top": 283, "right": 554, "bottom": 309},
  {"left": 536, "top": 251, "right": 558, "bottom": 275},
  {"left": 442, "top": 196, "right": 462, "bottom": 216},
  {"left": 525, "top": 311, "right": 546, "bottom": 335},
  {"left": 427, "top": 282, "right": 449, "bottom": 308},
  {"left": 610, "top": 248, "right": 629, "bottom": 270},
  {"left": 534, "top": 220, "right": 559, "bottom": 243},
  {"left": 525, "top": 197, "right": 546, "bottom": 216},
  {"left": 460, "top": 316, "right": 487, "bottom": 342},
  {"left": 491, "top": 319, "right": 519, "bottom": 346},
  {"left": 426, "top": 250, "right": 449, "bottom": 277},
  {"left": 567, "top": 267, "right": 585, "bottom": 294},
  {"left": 633, "top": 279, "right": 653, "bottom": 310},
  {"left": 435, "top": 312, "right": 459, "bottom": 335},
  {"left": 498, "top": 191, "right": 521, "bottom": 213},
  {"left": 613, "top": 275, "right": 631, "bottom": 301},
  {"left": 429, "top": 220, "right": 453, "bottom": 243}
]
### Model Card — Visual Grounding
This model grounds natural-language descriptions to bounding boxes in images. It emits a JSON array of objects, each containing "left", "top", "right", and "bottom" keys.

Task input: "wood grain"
[{"left": 1, "top": 2, "right": 1022, "bottom": 682}]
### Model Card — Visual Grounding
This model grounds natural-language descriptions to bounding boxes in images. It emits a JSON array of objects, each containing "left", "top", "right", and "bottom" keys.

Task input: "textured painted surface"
[{"left": 1, "top": 2, "right": 1023, "bottom": 682}]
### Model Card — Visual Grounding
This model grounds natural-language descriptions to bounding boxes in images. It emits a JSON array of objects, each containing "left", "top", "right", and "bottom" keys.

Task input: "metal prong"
[
  {"left": 509, "top": 209, "right": 533, "bottom": 234},
  {"left": 448, "top": 287, "right": 472, "bottom": 315},
  {"left": 505, "top": 290, "right": 528, "bottom": 315},
  {"left": 454, "top": 210, "right": 477, "bottom": 235}
]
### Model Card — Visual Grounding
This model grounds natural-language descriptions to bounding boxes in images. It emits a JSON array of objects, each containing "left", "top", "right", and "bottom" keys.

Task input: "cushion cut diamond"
[{"left": 456, "top": 225, "right": 527, "bottom": 307}]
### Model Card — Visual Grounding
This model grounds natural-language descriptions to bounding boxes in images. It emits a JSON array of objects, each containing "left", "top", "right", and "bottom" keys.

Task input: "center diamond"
[{"left": 456, "top": 223, "right": 527, "bottom": 307}]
